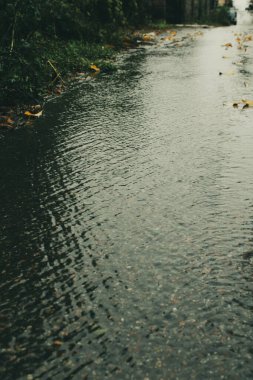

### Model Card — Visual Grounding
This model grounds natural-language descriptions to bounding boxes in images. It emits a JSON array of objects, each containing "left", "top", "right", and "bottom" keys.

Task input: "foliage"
[
  {"left": 0, "top": 38, "right": 115, "bottom": 105},
  {"left": 0, "top": 0, "right": 152, "bottom": 105},
  {"left": 0, "top": 0, "right": 151, "bottom": 45},
  {"left": 208, "top": 6, "right": 233, "bottom": 26}
]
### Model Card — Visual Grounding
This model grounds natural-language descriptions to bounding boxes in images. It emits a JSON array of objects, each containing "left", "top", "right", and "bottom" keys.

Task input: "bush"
[{"left": 208, "top": 6, "right": 232, "bottom": 26}]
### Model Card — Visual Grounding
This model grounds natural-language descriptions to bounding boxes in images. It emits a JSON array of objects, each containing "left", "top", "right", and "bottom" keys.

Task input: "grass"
[{"left": 0, "top": 38, "right": 117, "bottom": 106}]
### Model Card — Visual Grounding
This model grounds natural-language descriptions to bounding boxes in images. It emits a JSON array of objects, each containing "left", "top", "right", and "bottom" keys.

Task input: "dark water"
[{"left": 1, "top": 26, "right": 253, "bottom": 380}]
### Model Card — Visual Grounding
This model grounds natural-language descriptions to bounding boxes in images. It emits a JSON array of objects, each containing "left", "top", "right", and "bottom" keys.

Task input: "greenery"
[
  {"left": 0, "top": 0, "right": 151, "bottom": 105},
  {"left": 0, "top": 1, "right": 234, "bottom": 106},
  {"left": 208, "top": 6, "right": 234, "bottom": 26},
  {"left": 0, "top": 38, "right": 117, "bottom": 105}
]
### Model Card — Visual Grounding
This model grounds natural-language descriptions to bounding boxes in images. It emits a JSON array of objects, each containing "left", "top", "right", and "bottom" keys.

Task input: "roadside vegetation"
[
  {"left": 0, "top": 1, "right": 236, "bottom": 114},
  {"left": 0, "top": 0, "right": 150, "bottom": 107}
]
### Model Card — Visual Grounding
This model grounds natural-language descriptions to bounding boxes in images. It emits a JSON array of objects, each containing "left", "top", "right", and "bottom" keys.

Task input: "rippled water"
[{"left": 1, "top": 26, "right": 253, "bottom": 380}]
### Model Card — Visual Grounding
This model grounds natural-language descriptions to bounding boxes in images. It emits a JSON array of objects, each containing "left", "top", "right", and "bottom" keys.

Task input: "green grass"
[{"left": 0, "top": 38, "right": 116, "bottom": 106}]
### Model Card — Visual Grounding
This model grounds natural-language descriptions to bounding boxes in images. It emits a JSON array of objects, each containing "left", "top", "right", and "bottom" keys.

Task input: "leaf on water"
[
  {"left": 24, "top": 111, "right": 43, "bottom": 117},
  {"left": 232, "top": 99, "right": 253, "bottom": 109},
  {"left": 242, "top": 99, "right": 253, "bottom": 107},
  {"left": 223, "top": 43, "right": 232, "bottom": 48},
  {"left": 53, "top": 340, "right": 63, "bottom": 347},
  {"left": 90, "top": 64, "right": 100, "bottom": 73},
  {"left": 6, "top": 117, "right": 14, "bottom": 124},
  {"left": 244, "top": 34, "right": 252, "bottom": 41},
  {"left": 0, "top": 116, "right": 14, "bottom": 124}
]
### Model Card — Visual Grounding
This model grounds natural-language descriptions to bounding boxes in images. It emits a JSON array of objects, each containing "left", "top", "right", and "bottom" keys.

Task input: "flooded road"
[{"left": 1, "top": 25, "right": 253, "bottom": 380}]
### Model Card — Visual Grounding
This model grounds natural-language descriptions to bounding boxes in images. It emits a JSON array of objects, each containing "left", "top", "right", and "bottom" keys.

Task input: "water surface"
[{"left": 1, "top": 26, "right": 253, "bottom": 380}]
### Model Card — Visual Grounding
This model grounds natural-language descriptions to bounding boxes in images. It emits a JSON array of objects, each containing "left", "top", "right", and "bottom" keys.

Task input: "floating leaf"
[
  {"left": 24, "top": 110, "right": 43, "bottom": 117},
  {"left": 232, "top": 99, "right": 253, "bottom": 109},
  {"left": 244, "top": 34, "right": 252, "bottom": 41},
  {"left": 242, "top": 99, "right": 253, "bottom": 107},
  {"left": 223, "top": 43, "right": 232, "bottom": 48}
]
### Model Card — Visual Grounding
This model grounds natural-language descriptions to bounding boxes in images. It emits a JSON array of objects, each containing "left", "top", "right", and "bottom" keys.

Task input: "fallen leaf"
[
  {"left": 53, "top": 340, "right": 63, "bottom": 347},
  {"left": 244, "top": 34, "right": 252, "bottom": 41},
  {"left": 6, "top": 117, "right": 14, "bottom": 124},
  {"left": 143, "top": 33, "right": 156, "bottom": 42},
  {"left": 90, "top": 64, "right": 100, "bottom": 73},
  {"left": 24, "top": 111, "right": 43, "bottom": 117},
  {"left": 223, "top": 43, "right": 232, "bottom": 48},
  {"left": 232, "top": 99, "right": 253, "bottom": 109},
  {"left": 242, "top": 99, "right": 253, "bottom": 107},
  {"left": 162, "top": 36, "right": 173, "bottom": 41}
]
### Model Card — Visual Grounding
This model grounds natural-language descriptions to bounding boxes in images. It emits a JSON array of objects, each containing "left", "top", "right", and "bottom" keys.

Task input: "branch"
[{"left": 47, "top": 60, "right": 65, "bottom": 84}]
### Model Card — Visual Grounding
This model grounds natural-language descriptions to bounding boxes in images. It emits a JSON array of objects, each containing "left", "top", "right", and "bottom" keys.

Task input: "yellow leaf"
[
  {"left": 242, "top": 99, "right": 253, "bottom": 107},
  {"left": 162, "top": 36, "right": 173, "bottom": 41},
  {"left": 24, "top": 110, "right": 43, "bottom": 117},
  {"left": 223, "top": 43, "right": 232, "bottom": 48},
  {"left": 90, "top": 64, "right": 100, "bottom": 73},
  {"left": 143, "top": 33, "right": 155, "bottom": 42},
  {"left": 244, "top": 35, "right": 252, "bottom": 41}
]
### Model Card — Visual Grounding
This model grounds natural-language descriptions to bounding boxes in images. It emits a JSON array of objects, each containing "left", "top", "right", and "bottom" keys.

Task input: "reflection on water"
[
  {"left": 0, "top": 27, "right": 253, "bottom": 380},
  {"left": 237, "top": 11, "right": 253, "bottom": 25},
  {"left": 233, "top": 0, "right": 253, "bottom": 24}
]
